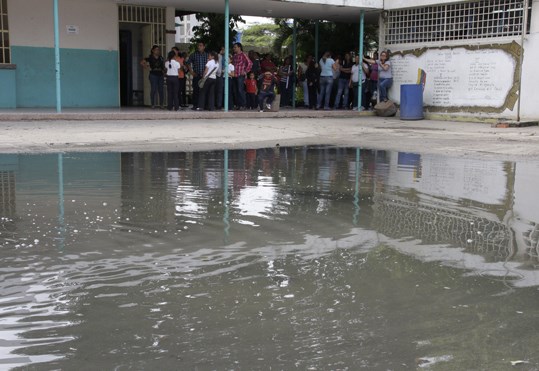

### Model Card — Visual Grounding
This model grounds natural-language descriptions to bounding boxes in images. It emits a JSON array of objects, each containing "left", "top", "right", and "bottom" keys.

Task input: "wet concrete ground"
[{"left": 0, "top": 108, "right": 538, "bottom": 159}]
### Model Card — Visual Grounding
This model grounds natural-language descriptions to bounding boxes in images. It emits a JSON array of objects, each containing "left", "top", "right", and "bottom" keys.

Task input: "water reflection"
[{"left": 0, "top": 148, "right": 538, "bottom": 369}]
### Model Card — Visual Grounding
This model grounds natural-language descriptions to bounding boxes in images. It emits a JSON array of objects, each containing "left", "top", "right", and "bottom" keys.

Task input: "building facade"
[
  {"left": 0, "top": 0, "right": 537, "bottom": 121},
  {"left": 382, "top": 0, "right": 537, "bottom": 121}
]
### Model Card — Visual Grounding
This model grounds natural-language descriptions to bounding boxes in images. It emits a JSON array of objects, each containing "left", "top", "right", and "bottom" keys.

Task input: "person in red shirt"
[
  {"left": 260, "top": 53, "right": 277, "bottom": 73},
  {"left": 257, "top": 71, "right": 278, "bottom": 112},
  {"left": 232, "top": 42, "right": 253, "bottom": 110},
  {"left": 244, "top": 71, "right": 258, "bottom": 109}
]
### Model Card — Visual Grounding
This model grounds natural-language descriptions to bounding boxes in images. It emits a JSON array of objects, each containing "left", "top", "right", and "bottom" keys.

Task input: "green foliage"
[
  {"left": 241, "top": 24, "right": 279, "bottom": 49},
  {"left": 190, "top": 14, "right": 379, "bottom": 59},
  {"left": 191, "top": 13, "right": 245, "bottom": 53},
  {"left": 272, "top": 19, "right": 379, "bottom": 59}
]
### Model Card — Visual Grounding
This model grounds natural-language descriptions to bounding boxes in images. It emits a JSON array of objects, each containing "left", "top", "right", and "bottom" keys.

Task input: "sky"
[{"left": 241, "top": 16, "right": 274, "bottom": 29}]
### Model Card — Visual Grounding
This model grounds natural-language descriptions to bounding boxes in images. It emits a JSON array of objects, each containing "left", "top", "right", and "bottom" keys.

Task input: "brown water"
[{"left": 0, "top": 148, "right": 538, "bottom": 370}]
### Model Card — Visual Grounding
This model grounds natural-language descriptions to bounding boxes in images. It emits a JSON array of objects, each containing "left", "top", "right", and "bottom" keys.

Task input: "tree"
[
  {"left": 191, "top": 13, "right": 245, "bottom": 53},
  {"left": 241, "top": 24, "right": 279, "bottom": 49},
  {"left": 272, "top": 19, "right": 379, "bottom": 60}
]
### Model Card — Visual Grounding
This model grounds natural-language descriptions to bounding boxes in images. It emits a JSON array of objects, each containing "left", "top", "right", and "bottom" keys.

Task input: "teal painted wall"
[
  {"left": 12, "top": 46, "right": 119, "bottom": 108},
  {"left": 0, "top": 69, "right": 17, "bottom": 108}
]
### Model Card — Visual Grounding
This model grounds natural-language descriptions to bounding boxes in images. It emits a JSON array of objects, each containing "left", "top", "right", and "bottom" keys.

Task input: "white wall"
[
  {"left": 388, "top": 47, "right": 517, "bottom": 114},
  {"left": 9, "top": 0, "right": 118, "bottom": 51},
  {"left": 380, "top": 0, "right": 539, "bottom": 120}
]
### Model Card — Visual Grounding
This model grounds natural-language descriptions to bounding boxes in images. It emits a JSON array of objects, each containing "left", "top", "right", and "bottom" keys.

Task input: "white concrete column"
[
  {"left": 378, "top": 12, "right": 386, "bottom": 52},
  {"left": 530, "top": 0, "right": 539, "bottom": 34},
  {"left": 166, "top": 6, "right": 176, "bottom": 50}
]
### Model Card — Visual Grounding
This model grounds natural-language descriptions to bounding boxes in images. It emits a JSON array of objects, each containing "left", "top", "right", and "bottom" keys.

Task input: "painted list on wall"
[{"left": 390, "top": 48, "right": 516, "bottom": 107}]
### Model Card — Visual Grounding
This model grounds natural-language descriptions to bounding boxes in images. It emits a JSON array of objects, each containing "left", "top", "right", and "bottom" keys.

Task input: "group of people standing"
[
  {"left": 141, "top": 42, "right": 393, "bottom": 113},
  {"left": 298, "top": 49, "right": 393, "bottom": 111}
]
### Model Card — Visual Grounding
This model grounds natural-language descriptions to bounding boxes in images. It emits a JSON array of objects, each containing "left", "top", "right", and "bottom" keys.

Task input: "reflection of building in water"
[
  {"left": 121, "top": 153, "right": 174, "bottom": 227},
  {"left": 376, "top": 152, "right": 538, "bottom": 263},
  {"left": 0, "top": 156, "right": 20, "bottom": 240},
  {"left": 0, "top": 171, "right": 16, "bottom": 217},
  {"left": 510, "top": 162, "right": 539, "bottom": 261},
  {"left": 373, "top": 194, "right": 514, "bottom": 262}
]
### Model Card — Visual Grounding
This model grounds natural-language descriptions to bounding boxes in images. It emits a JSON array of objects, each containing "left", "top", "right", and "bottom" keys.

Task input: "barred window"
[
  {"left": 385, "top": 0, "right": 532, "bottom": 45},
  {"left": 118, "top": 5, "right": 166, "bottom": 52},
  {"left": 0, "top": 0, "right": 9, "bottom": 64}
]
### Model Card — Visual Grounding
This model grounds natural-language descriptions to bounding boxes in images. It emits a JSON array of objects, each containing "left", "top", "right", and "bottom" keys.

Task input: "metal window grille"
[
  {"left": 385, "top": 0, "right": 532, "bottom": 45},
  {"left": 118, "top": 4, "right": 165, "bottom": 52},
  {"left": 0, "top": 0, "right": 10, "bottom": 64}
]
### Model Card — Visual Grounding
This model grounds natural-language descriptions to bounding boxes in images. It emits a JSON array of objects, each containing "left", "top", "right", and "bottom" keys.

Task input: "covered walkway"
[{"left": 48, "top": 0, "right": 383, "bottom": 113}]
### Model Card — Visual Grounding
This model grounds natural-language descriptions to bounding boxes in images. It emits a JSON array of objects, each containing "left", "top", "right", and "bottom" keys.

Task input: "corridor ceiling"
[{"left": 118, "top": 0, "right": 383, "bottom": 23}]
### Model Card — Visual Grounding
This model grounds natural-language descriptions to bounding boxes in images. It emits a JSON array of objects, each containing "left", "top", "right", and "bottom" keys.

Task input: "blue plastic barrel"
[{"left": 400, "top": 84, "right": 424, "bottom": 120}]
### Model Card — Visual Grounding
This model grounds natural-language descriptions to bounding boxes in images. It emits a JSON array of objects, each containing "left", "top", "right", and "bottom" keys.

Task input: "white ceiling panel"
[{"left": 117, "top": 0, "right": 382, "bottom": 22}]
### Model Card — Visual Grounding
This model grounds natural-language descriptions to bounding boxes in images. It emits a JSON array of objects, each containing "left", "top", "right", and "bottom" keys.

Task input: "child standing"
[{"left": 245, "top": 71, "right": 258, "bottom": 109}]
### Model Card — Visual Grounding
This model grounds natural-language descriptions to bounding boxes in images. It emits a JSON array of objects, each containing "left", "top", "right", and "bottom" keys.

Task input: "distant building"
[{"left": 175, "top": 14, "right": 200, "bottom": 44}]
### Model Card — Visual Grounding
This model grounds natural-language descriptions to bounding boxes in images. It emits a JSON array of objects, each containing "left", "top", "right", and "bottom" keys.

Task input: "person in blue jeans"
[
  {"left": 140, "top": 45, "right": 164, "bottom": 108},
  {"left": 364, "top": 50, "right": 392, "bottom": 102},
  {"left": 316, "top": 51, "right": 336, "bottom": 110},
  {"left": 334, "top": 52, "right": 353, "bottom": 109}
]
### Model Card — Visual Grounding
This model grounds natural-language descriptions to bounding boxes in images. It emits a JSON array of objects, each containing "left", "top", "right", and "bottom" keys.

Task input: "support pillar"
[
  {"left": 224, "top": 0, "right": 230, "bottom": 112},
  {"left": 292, "top": 19, "right": 297, "bottom": 109},
  {"left": 315, "top": 20, "right": 319, "bottom": 61},
  {"left": 53, "top": 0, "right": 61, "bottom": 112},
  {"left": 358, "top": 11, "right": 365, "bottom": 111}
]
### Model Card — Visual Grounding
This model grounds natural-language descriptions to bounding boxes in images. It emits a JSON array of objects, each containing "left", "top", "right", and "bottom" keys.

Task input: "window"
[
  {"left": 0, "top": 0, "right": 9, "bottom": 64},
  {"left": 118, "top": 4, "right": 165, "bottom": 53},
  {"left": 385, "top": 0, "right": 532, "bottom": 45}
]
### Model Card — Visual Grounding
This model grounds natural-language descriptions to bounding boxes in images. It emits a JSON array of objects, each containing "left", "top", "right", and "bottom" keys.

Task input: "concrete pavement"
[{"left": 0, "top": 108, "right": 538, "bottom": 160}]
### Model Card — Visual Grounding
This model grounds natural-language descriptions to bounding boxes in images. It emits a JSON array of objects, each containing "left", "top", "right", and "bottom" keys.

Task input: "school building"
[{"left": 0, "top": 0, "right": 537, "bottom": 121}]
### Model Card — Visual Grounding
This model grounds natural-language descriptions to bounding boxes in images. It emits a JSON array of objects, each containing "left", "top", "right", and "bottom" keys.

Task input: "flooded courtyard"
[{"left": 0, "top": 147, "right": 538, "bottom": 370}]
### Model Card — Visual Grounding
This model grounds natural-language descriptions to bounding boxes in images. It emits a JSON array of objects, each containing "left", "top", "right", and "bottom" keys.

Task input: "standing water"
[{"left": 0, "top": 148, "right": 538, "bottom": 370}]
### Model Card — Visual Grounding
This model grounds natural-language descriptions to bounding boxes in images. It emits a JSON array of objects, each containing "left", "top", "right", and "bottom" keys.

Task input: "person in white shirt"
[
  {"left": 165, "top": 50, "right": 181, "bottom": 111},
  {"left": 197, "top": 51, "right": 219, "bottom": 111},
  {"left": 350, "top": 55, "right": 370, "bottom": 110},
  {"left": 215, "top": 46, "right": 225, "bottom": 110},
  {"left": 316, "top": 51, "right": 337, "bottom": 110},
  {"left": 227, "top": 55, "right": 236, "bottom": 109}
]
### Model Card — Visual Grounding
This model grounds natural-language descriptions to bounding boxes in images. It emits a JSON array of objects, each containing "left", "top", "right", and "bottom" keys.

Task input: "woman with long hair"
[
  {"left": 140, "top": 45, "right": 165, "bottom": 108},
  {"left": 165, "top": 50, "right": 181, "bottom": 111}
]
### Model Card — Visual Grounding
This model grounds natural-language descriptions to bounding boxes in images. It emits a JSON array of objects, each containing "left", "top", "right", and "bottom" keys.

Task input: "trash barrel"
[{"left": 400, "top": 84, "right": 424, "bottom": 120}]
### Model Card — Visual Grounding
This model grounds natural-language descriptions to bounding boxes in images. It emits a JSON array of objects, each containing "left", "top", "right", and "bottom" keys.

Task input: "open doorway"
[{"left": 118, "top": 5, "right": 165, "bottom": 107}]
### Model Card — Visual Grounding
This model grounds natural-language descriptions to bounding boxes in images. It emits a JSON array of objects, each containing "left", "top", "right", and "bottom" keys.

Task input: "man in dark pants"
[
  {"left": 187, "top": 41, "right": 208, "bottom": 110},
  {"left": 215, "top": 47, "right": 225, "bottom": 110},
  {"left": 232, "top": 42, "right": 252, "bottom": 110}
]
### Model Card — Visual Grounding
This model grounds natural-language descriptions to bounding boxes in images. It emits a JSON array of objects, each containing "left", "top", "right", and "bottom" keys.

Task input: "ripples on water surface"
[{"left": 0, "top": 149, "right": 538, "bottom": 370}]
